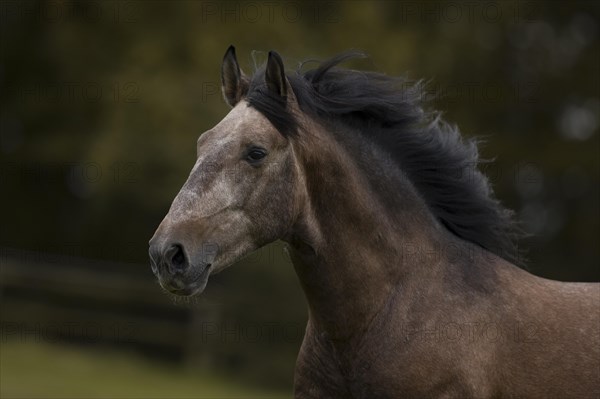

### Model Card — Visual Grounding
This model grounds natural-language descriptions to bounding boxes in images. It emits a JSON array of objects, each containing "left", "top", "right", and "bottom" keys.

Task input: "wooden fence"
[{"left": 0, "top": 247, "right": 219, "bottom": 365}]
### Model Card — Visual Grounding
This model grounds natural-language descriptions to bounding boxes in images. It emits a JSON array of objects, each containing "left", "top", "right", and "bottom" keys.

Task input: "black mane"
[{"left": 246, "top": 51, "right": 523, "bottom": 264}]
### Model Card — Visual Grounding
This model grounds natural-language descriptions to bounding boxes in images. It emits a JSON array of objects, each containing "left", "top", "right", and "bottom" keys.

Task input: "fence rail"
[{"left": 0, "top": 247, "right": 218, "bottom": 363}]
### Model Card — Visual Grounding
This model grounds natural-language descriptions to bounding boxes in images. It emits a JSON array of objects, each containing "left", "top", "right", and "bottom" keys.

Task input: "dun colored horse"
[{"left": 149, "top": 46, "right": 599, "bottom": 398}]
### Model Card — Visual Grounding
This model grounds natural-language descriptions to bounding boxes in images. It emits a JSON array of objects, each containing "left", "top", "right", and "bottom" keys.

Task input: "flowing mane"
[{"left": 246, "top": 51, "right": 523, "bottom": 264}]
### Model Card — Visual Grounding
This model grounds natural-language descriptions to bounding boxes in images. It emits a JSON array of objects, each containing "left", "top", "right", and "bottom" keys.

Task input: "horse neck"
[{"left": 285, "top": 121, "right": 463, "bottom": 343}]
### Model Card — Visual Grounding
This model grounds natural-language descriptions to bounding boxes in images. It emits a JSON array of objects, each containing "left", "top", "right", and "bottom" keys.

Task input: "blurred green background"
[{"left": 1, "top": 1, "right": 598, "bottom": 397}]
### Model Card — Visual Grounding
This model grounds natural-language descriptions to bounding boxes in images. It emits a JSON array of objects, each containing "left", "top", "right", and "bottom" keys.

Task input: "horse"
[{"left": 149, "top": 46, "right": 600, "bottom": 398}]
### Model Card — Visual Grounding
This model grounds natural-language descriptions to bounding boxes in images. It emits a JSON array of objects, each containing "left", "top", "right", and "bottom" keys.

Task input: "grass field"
[{"left": 0, "top": 341, "right": 291, "bottom": 399}]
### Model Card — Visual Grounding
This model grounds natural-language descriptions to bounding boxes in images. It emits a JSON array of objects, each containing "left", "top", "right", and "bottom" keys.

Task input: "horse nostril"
[
  {"left": 166, "top": 244, "right": 186, "bottom": 272},
  {"left": 172, "top": 246, "right": 184, "bottom": 266}
]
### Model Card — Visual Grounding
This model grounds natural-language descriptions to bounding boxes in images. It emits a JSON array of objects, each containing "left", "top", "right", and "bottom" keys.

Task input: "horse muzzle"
[{"left": 148, "top": 236, "right": 217, "bottom": 296}]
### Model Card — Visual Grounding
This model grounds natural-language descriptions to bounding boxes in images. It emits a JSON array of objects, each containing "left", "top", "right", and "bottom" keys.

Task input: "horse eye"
[{"left": 246, "top": 147, "right": 267, "bottom": 163}]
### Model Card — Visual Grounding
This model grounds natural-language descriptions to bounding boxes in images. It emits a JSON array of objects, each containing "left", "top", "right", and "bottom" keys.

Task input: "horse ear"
[
  {"left": 265, "top": 50, "right": 287, "bottom": 98},
  {"left": 221, "top": 45, "right": 249, "bottom": 107}
]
